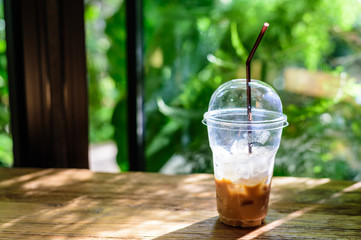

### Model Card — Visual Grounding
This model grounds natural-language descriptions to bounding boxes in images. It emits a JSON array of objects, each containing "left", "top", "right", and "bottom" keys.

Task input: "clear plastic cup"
[{"left": 203, "top": 79, "right": 288, "bottom": 227}]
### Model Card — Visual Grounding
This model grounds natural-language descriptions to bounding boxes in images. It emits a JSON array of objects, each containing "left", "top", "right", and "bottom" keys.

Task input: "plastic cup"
[{"left": 203, "top": 79, "right": 288, "bottom": 227}]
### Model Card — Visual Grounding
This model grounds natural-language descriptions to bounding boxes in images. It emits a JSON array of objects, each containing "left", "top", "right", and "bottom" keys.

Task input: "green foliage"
[
  {"left": 104, "top": 1, "right": 129, "bottom": 170},
  {"left": 85, "top": 1, "right": 122, "bottom": 139},
  {"left": 89, "top": 0, "right": 361, "bottom": 180},
  {"left": 276, "top": 89, "right": 361, "bottom": 180},
  {"left": 0, "top": 134, "right": 12, "bottom": 167},
  {"left": 135, "top": 0, "right": 361, "bottom": 179},
  {"left": 85, "top": 0, "right": 129, "bottom": 171},
  {"left": 0, "top": 0, "right": 13, "bottom": 167}
]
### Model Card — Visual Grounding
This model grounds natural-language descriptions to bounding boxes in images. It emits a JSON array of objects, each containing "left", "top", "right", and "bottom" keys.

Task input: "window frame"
[
  {"left": 4, "top": 0, "right": 89, "bottom": 168},
  {"left": 4, "top": 0, "right": 145, "bottom": 170}
]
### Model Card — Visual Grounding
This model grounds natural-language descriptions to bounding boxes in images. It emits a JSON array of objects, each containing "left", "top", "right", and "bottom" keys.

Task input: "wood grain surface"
[{"left": 0, "top": 168, "right": 360, "bottom": 239}]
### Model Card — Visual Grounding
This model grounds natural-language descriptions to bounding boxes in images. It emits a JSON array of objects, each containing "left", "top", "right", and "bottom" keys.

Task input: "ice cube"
[
  {"left": 238, "top": 161, "right": 253, "bottom": 179},
  {"left": 212, "top": 141, "right": 276, "bottom": 183},
  {"left": 254, "top": 130, "right": 271, "bottom": 145},
  {"left": 230, "top": 139, "right": 248, "bottom": 155},
  {"left": 222, "top": 161, "right": 239, "bottom": 182},
  {"left": 212, "top": 146, "right": 231, "bottom": 163},
  {"left": 252, "top": 155, "right": 269, "bottom": 175}
]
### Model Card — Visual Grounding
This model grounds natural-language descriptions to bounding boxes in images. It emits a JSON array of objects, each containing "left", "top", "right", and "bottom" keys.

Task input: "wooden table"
[{"left": 0, "top": 168, "right": 360, "bottom": 239}]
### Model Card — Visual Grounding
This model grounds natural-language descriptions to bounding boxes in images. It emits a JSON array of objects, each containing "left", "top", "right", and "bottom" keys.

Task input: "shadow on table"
[{"left": 154, "top": 216, "right": 262, "bottom": 240}]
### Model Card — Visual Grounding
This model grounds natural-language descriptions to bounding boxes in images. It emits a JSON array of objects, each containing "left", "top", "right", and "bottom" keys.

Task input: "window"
[{"left": 5, "top": 0, "right": 361, "bottom": 180}]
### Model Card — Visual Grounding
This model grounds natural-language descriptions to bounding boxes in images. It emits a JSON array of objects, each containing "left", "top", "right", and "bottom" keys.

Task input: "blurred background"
[{"left": 1, "top": 0, "right": 361, "bottom": 180}]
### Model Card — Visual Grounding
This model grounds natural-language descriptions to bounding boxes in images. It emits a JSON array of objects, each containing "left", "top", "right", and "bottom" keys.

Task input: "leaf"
[
  {"left": 230, "top": 22, "right": 247, "bottom": 62},
  {"left": 111, "top": 98, "right": 129, "bottom": 171}
]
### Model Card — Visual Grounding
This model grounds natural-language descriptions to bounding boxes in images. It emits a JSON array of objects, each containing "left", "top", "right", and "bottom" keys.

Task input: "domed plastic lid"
[{"left": 203, "top": 79, "right": 288, "bottom": 131}]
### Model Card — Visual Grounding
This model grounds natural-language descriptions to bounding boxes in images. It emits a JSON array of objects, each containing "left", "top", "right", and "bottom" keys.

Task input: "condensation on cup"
[{"left": 203, "top": 79, "right": 288, "bottom": 227}]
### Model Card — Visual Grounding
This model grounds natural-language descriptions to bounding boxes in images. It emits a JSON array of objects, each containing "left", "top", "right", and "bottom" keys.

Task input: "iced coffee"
[
  {"left": 215, "top": 178, "right": 271, "bottom": 227},
  {"left": 203, "top": 79, "right": 288, "bottom": 227},
  {"left": 211, "top": 141, "right": 276, "bottom": 227}
]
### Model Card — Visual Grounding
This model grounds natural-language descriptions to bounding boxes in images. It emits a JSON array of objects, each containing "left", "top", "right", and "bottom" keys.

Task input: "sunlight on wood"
[
  {"left": 241, "top": 181, "right": 361, "bottom": 240},
  {"left": 0, "top": 169, "right": 360, "bottom": 239},
  {"left": 182, "top": 173, "right": 213, "bottom": 183},
  {"left": 0, "top": 169, "right": 54, "bottom": 187},
  {"left": 20, "top": 169, "right": 95, "bottom": 189},
  {"left": 97, "top": 209, "right": 216, "bottom": 239}
]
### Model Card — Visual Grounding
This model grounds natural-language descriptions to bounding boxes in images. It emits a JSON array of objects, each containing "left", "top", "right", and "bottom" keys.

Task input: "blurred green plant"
[
  {"left": 140, "top": 0, "right": 361, "bottom": 179},
  {"left": 85, "top": 0, "right": 129, "bottom": 170},
  {"left": 276, "top": 80, "right": 361, "bottom": 180},
  {"left": 85, "top": 0, "right": 121, "bottom": 144},
  {"left": 0, "top": 0, "right": 13, "bottom": 167},
  {"left": 88, "top": 0, "right": 361, "bottom": 179}
]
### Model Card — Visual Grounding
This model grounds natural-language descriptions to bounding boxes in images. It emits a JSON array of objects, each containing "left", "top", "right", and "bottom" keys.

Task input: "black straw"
[{"left": 246, "top": 23, "right": 269, "bottom": 153}]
